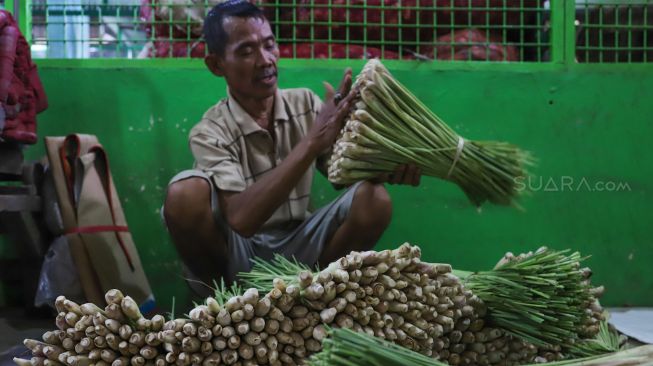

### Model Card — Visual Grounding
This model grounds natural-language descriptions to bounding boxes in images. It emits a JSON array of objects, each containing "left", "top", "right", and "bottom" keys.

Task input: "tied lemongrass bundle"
[
  {"left": 454, "top": 248, "right": 606, "bottom": 348},
  {"left": 328, "top": 59, "right": 535, "bottom": 207},
  {"left": 309, "top": 327, "right": 449, "bottom": 366},
  {"left": 308, "top": 327, "right": 653, "bottom": 366}
]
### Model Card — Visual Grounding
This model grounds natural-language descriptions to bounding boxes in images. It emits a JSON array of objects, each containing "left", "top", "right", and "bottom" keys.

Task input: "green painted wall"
[{"left": 18, "top": 60, "right": 653, "bottom": 310}]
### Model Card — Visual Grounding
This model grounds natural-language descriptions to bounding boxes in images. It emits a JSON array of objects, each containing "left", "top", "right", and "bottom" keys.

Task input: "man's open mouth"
[{"left": 258, "top": 70, "right": 277, "bottom": 84}]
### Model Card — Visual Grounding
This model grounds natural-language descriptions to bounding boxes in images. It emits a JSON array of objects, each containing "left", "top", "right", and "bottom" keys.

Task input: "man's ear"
[{"left": 205, "top": 54, "right": 224, "bottom": 77}]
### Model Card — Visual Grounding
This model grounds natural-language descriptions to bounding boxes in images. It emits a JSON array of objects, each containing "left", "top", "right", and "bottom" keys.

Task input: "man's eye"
[{"left": 240, "top": 47, "right": 253, "bottom": 55}]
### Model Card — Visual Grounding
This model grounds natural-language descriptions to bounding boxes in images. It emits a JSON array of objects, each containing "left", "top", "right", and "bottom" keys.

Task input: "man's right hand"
[{"left": 307, "top": 68, "right": 356, "bottom": 155}]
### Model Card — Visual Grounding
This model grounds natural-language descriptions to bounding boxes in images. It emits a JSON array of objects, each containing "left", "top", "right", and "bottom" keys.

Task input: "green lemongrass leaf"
[{"left": 238, "top": 254, "right": 314, "bottom": 292}]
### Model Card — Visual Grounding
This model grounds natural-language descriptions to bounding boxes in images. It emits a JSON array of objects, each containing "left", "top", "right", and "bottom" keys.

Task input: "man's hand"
[
  {"left": 307, "top": 68, "right": 356, "bottom": 155},
  {"left": 376, "top": 164, "right": 422, "bottom": 186}
]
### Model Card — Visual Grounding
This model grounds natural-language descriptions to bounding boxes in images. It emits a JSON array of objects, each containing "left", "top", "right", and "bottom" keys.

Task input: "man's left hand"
[{"left": 376, "top": 164, "right": 422, "bottom": 186}]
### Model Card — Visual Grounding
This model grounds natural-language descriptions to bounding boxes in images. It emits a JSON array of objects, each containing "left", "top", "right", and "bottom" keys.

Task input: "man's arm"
[{"left": 218, "top": 70, "right": 354, "bottom": 238}]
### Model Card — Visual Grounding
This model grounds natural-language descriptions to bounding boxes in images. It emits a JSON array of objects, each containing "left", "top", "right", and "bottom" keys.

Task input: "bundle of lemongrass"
[
  {"left": 328, "top": 59, "right": 535, "bottom": 207},
  {"left": 454, "top": 247, "right": 606, "bottom": 349},
  {"left": 17, "top": 285, "right": 307, "bottom": 366},
  {"left": 309, "top": 327, "right": 652, "bottom": 366}
]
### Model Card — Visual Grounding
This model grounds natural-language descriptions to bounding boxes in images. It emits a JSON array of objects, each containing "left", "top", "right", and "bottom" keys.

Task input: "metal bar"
[
  {"left": 293, "top": 0, "right": 297, "bottom": 58},
  {"left": 415, "top": 0, "right": 420, "bottom": 56},
  {"left": 186, "top": 2, "right": 192, "bottom": 58},
  {"left": 310, "top": 0, "right": 314, "bottom": 58},
  {"left": 644, "top": 4, "right": 648, "bottom": 62},
  {"left": 536, "top": 4, "right": 541, "bottom": 61},
  {"left": 549, "top": 0, "right": 565, "bottom": 63},
  {"left": 467, "top": 0, "right": 471, "bottom": 61},
  {"left": 398, "top": 0, "right": 403, "bottom": 58},
  {"left": 327, "top": 0, "right": 331, "bottom": 58},
  {"left": 482, "top": 0, "right": 488, "bottom": 61},
  {"left": 628, "top": 5, "right": 632, "bottom": 63},
  {"left": 502, "top": 0, "right": 507, "bottom": 62},
  {"left": 599, "top": 4, "right": 604, "bottom": 63},
  {"left": 585, "top": 2, "right": 589, "bottom": 62},
  {"left": 615, "top": 4, "right": 620, "bottom": 63},
  {"left": 564, "top": 0, "right": 576, "bottom": 64},
  {"left": 519, "top": 0, "right": 524, "bottom": 61},
  {"left": 363, "top": 0, "right": 367, "bottom": 57},
  {"left": 345, "top": 0, "right": 350, "bottom": 59},
  {"left": 380, "top": 0, "right": 385, "bottom": 56},
  {"left": 99, "top": 5, "right": 104, "bottom": 57},
  {"left": 449, "top": 1, "right": 455, "bottom": 61},
  {"left": 432, "top": 0, "right": 436, "bottom": 60}
]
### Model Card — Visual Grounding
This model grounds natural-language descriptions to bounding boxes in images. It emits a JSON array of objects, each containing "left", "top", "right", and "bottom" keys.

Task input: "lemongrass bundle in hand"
[{"left": 328, "top": 59, "right": 535, "bottom": 207}]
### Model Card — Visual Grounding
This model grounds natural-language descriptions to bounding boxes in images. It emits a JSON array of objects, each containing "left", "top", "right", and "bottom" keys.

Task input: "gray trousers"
[{"left": 163, "top": 170, "right": 361, "bottom": 292}]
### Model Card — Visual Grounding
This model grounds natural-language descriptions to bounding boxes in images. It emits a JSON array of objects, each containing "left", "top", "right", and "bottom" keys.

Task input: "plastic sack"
[{"left": 34, "top": 235, "right": 85, "bottom": 308}]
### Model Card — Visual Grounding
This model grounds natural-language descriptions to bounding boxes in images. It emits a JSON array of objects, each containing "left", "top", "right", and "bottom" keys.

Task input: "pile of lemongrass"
[
  {"left": 15, "top": 290, "right": 169, "bottom": 366},
  {"left": 328, "top": 59, "right": 535, "bottom": 207},
  {"left": 17, "top": 244, "right": 610, "bottom": 366},
  {"left": 309, "top": 327, "right": 652, "bottom": 366},
  {"left": 240, "top": 244, "right": 546, "bottom": 365},
  {"left": 454, "top": 247, "right": 605, "bottom": 348}
]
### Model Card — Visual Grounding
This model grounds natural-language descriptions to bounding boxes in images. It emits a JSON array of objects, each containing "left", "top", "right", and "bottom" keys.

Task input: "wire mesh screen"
[
  {"left": 29, "top": 0, "right": 550, "bottom": 60},
  {"left": 263, "top": 0, "right": 548, "bottom": 61},
  {"left": 576, "top": 1, "right": 652, "bottom": 63}
]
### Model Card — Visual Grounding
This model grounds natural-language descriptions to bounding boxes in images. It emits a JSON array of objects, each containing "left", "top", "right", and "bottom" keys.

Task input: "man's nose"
[{"left": 256, "top": 47, "right": 276, "bottom": 67}]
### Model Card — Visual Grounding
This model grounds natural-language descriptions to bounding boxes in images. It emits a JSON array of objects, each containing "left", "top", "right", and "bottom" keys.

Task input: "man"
[{"left": 163, "top": 0, "right": 420, "bottom": 294}]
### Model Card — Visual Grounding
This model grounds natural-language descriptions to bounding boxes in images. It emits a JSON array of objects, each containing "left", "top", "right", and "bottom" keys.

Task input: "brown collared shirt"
[{"left": 189, "top": 88, "right": 326, "bottom": 230}]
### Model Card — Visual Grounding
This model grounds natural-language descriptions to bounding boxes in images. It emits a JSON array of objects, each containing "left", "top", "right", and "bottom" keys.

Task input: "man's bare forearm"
[{"left": 218, "top": 138, "right": 319, "bottom": 237}]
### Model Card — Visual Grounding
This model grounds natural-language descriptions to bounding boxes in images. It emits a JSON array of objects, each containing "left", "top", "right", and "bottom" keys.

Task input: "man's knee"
[
  {"left": 351, "top": 181, "right": 393, "bottom": 228},
  {"left": 164, "top": 177, "right": 213, "bottom": 230}
]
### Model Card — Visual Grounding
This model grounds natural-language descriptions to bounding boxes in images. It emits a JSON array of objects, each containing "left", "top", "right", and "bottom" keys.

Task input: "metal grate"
[
  {"left": 262, "top": 0, "right": 549, "bottom": 61},
  {"left": 29, "top": 0, "right": 555, "bottom": 60},
  {"left": 576, "top": 1, "right": 653, "bottom": 63}
]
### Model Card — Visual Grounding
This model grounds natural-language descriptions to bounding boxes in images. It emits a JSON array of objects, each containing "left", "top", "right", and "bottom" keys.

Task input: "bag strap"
[
  {"left": 88, "top": 145, "right": 136, "bottom": 272},
  {"left": 59, "top": 134, "right": 80, "bottom": 209}
]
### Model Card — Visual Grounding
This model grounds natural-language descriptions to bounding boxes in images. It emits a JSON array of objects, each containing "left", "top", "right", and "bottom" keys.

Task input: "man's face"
[{"left": 206, "top": 16, "right": 279, "bottom": 100}]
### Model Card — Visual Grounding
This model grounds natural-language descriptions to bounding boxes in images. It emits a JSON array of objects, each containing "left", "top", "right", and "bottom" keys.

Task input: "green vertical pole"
[
  {"left": 550, "top": 0, "right": 575, "bottom": 64},
  {"left": 565, "top": 0, "right": 576, "bottom": 63},
  {"left": 12, "top": 0, "right": 32, "bottom": 44}
]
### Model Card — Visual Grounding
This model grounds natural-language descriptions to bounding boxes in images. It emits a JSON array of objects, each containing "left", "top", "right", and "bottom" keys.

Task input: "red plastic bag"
[{"left": 431, "top": 28, "right": 518, "bottom": 61}]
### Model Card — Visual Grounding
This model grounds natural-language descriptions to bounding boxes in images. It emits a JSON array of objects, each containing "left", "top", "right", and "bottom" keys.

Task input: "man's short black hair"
[{"left": 203, "top": 0, "right": 266, "bottom": 56}]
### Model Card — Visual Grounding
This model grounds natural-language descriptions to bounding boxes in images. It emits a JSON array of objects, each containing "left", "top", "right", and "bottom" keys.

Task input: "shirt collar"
[{"left": 226, "top": 88, "right": 289, "bottom": 136}]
